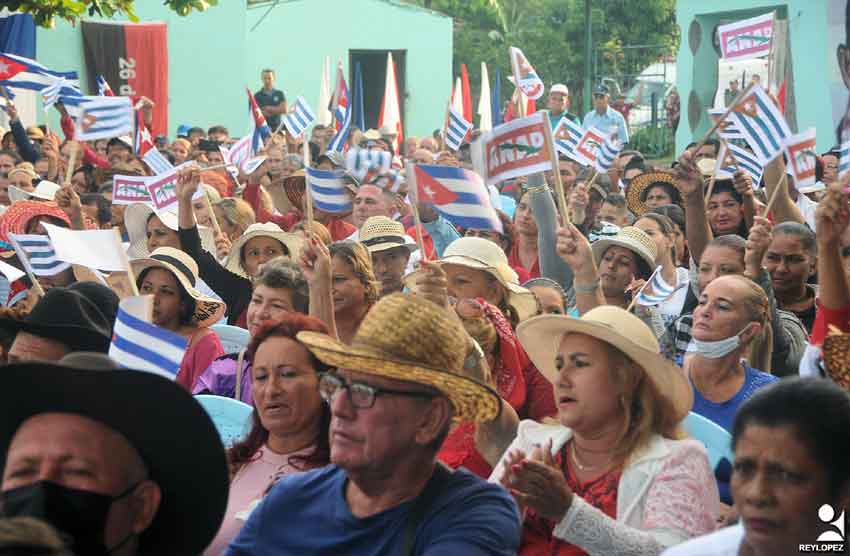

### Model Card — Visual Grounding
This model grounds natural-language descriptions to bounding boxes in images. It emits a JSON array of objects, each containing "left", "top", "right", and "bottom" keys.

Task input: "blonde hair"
[
  {"left": 215, "top": 197, "right": 255, "bottom": 237},
  {"left": 725, "top": 274, "right": 773, "bottom": 372},
  {"left": 329, "top": 240, "right": 380, "bottom": 306},
  {"left": 292, "top": 220, "right": 332, "bottom": 246},
  {"left": 172, "top": 137, "right": 191, "bottom": 151}
]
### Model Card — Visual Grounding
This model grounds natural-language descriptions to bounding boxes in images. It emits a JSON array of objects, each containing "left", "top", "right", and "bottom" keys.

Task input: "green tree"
[
  {"left": 409, "top": 0, "right": 678, "bottom": 121},
  {"left": 3, "top": 0, "right": 218, "bottom": 28}
]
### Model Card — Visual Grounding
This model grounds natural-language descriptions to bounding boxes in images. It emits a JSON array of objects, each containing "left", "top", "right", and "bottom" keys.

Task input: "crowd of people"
[{"left": 0, "top": 68, "right": 848, "bottom": 556}]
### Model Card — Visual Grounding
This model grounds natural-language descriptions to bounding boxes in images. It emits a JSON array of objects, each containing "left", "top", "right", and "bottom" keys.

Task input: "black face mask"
[{"left": 0, "top": 480, "right": 141, "bottom": 555}]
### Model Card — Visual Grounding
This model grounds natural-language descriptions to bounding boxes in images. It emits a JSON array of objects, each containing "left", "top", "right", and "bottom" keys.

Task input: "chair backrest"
[
  {"left": 683, "top": 411, "right": 735, "bottom": 470},
  {"left": 194, "top": 394, "right": 253, "bottom": 447},
  {"left": 212, "top": 323, "right": 251, "bottom": 355}
]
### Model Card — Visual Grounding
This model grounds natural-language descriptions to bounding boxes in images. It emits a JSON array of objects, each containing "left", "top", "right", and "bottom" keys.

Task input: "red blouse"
[
  {"left": 520, "top": 442, "right": 621, "bottom": 556},
  {"left": 509, "top": 240, "right": 540, "bottom": 279}
]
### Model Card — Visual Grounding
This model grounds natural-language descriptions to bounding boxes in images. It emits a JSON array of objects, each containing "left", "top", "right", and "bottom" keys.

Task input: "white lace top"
[{"left": 489, "top": 420, "right": 721, "bottom": 556}]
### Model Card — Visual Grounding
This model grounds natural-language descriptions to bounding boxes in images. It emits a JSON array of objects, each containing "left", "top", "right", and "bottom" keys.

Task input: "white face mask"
[{"left": 693, "top": 323, "right": 753, "bottom": 359}]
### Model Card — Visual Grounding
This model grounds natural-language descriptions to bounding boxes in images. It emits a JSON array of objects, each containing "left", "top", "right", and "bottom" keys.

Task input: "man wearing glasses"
[{"left": 226, "top": 294, "right": 521, "bottom": 556}]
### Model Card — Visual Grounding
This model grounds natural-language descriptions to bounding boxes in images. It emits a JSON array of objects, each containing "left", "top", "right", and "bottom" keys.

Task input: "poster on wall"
[
  {"left": 713, "top": 58, "right": 769, "bottom": 109},
  {"left": 829, "top": 0, "right": 850, "bottom": 144},
  {"left": 717, "top": 12, "right": 775, "bottom": 61},
  {"left": 81, "top": 21, "right": 168, "bottom": 135}
]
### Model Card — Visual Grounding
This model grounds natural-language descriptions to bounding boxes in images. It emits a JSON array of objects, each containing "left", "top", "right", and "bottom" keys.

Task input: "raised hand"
[
  {"left": 556, "top": 221, "right": 596, "bottom": 278},
  {"left": 674, "top": 150, "right": 703, "bottom": 198},
  {"left": 568, "top": 183, "right": 589, "bottom": 224},
  {"left": 214, "top": 231, "right": 232, "bottom": 260},
  {"left": 816, "top": 183, "right": 850, "bottom": 246},
  {"left": 505, "top": 439, "right": 574, "bottom": 521},
  {"left": 176, "top": 165, "right": 201, "bottom": 201},
  {"left": 299, "top": 232, "right": 332, "bottom": 286},
  {"left": 732, "top": 169, "right": 754, "bottom": 199},
  {"left": 744, "top": 215, "right": 773, "bottom": 277},
  {"left": 414, "top": 260, "right": 449, "bottom": 309}
]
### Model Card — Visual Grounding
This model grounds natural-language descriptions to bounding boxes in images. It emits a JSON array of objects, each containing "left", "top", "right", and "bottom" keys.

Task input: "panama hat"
[
  {"left": 224, "top": 222, "right": 304, "bottom": 279},
  {"left": 626, "top": 171, "right": 681, "bottom": 216},
  {"left": 0, "top": 362, "right": 229, "bottom": 556},
  {"left": 591, "top": 226, "right": 657, "bottom": 276},
  {"left": 517, "top": 306, "right": 692, "bottom": 422},
  {"left": 8, "top": 180, "right": 60, "bottom": 204},
  {"left": 436, "top": 236, "right": 538, "bottom": 322},
  {"left": 359, "top": 216, "right": 417, "bottom": 254},
  {"left": 298, "top": 293, "right": 501, "bottom": 422},
  {"left": 124, "top": 203, "right": 215, "bottom": 260},
  {"left": 131, "top": 247, "right": 226, "bottom": 327}
]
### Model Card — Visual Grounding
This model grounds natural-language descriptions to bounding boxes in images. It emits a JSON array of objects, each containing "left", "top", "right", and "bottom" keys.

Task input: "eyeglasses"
[{"left": 318, "top": 372, "right": 436, "bottom": 409}]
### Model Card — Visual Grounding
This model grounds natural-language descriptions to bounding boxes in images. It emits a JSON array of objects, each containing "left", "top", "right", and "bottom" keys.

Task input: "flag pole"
[
  {"left": 704, "top": 157, "right": 720, "bottom": 208},
  {"left": 63, "top": 141, "right": 78, "bottom": 187},
  {"left": 625, "top": 267, "right": 660, "bottom": 312},
  {"left": 692, "top": 82, "right": 756, "bottom": 156},
  {"left": 303, "top": 133, "right": 314, "bottom": 229},
  {"left": 405, "top": 162, "right": 428, "bottom": 261},
  {"left": 441, "top": 98, "right": 450, "bottom": 152},
  {"left": 763, "top": 172, "right": 787, "bottom": 216},
  {"left": 7, "top": 235, "right": 45, "bottom": 298},
  {"left": 541, "top": 111, "right": 569, "bottom": 224},
  {"left": 202, "top": 187, "right": 222, "bottom": 236},
  {"left": 113, "top": 227, "right": 139, "bottom": 296}
]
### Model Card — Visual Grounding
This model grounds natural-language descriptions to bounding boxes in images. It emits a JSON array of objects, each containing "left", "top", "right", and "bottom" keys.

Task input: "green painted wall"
[
  {"left": 244, "top": 0, "right": 452, "bottom": 139},
  {"left": 33, "top": 0, "right": 451, "bottom": 140},
  {"left": 675, "top": 1, "right": 835, "bottom": 153}
]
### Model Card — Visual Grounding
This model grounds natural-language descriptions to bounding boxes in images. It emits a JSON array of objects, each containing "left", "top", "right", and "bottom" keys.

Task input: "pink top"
[
  {"left": 177, "top": 329, "right": 224, "bottom": 392},
  {"left": 205, "top": 445, "right": 316, "bottom": 556}
]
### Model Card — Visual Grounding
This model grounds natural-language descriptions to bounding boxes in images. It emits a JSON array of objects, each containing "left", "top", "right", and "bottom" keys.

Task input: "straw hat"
[
  {"left": 591, "top": 226, "right": 657, "bottom": 275},
  {"left": 822, "top": 331, "right": 850, "bottom": 392},
  {"left": 297, "top": 293, "right": 501, "bottom": 422},
  {"left": 625, "top": 171, "right": 681, "bottom": 216},
  {"left": 282, "top": 169, "right": 306, "bottom": 210},
  {"left": 0, "top": 200, "right": 70, "bottom": 250},
  {"left": 8, "top": 180, "right": 60, "bottom": 203},
  {"left": 224, "top": 222, "right": 304, "bottom": 278},
  {"left": 362, "top": 129, "right": 382, "bottom": 141},
  {"left": 696, "top": 158, "right": 717, "bottom": 177},
  {"left": 517, "top": 306, "right": 693, "bottom": 422},
  {"left": 131, "top": 247, "right": 227, "bottom": 326},
  {"left": 359, "top": 216, "right": 417, "bottom": 254},
  {"left": 25, "top": 126, "right": 44, "bottom": 141},
  {"left": 124, "top": 203, "right": 216, "bottom": 260},
  {"left": 437, "top": 236, "right": 538, "bottom": 321}
]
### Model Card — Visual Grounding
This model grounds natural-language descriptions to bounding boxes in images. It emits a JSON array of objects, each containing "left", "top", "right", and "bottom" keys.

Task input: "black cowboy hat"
[
  {"left": 0, "top": 362, "right": 229, "bottom": 556},
  {"left": 0, "top": 287, "right": 113, "bottom": 353}
]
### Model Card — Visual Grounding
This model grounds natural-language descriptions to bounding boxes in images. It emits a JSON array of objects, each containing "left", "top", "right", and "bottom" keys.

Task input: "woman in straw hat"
[
  {"left": 436, "top": 236, "right": 538, "bottom": 328},
  {"left": 490, "top": 306, "right": 719, "bottom": 555},
  {"left": 625, "top": 171, "right": 682, "bottom": 217},
  {"left": 131, "top": 246, "right": 227, "bottom": 391},
  {"left": 300, "top": 237, "right": 379, "bottom": 345},
  {"left": 176, "top": 168, "right": 302, "bottom": 327},
  {"left": 663, "top": 378, "right": 850, "bottom": 556},
  {"left": 206, "top": 313, "right": 332, "bottom": 556}
]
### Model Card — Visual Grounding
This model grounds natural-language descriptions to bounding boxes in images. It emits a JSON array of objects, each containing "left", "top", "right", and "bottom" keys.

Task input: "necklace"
[{"left": 570, "top": 442, "right": 611, "bottom": 472}]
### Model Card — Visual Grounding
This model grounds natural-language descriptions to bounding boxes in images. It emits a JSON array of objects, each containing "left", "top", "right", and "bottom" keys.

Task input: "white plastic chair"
[
  {"left": 212, "top": 323, "right": 250, "bottom": 355},
  {"left": 194, "top": 394, "right": 253, "bottom": 447}
]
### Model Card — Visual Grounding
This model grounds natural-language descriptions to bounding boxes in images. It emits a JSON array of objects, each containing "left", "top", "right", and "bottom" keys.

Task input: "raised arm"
[
  {"left": 675, "top": 151, "right": 712, "bottom": 264},
  {"left": 556, "top": 221, "right": 604, "bottom": 314},
  {"left": 299, "top": 233, "right": 338, "bottom": 340},
  {"left": 526, "top": 173, "right": 574, "bottom": 292},
  {"left": 816, "top": 185, "right": 850, "bottom": 310},
  {"left": 762, "top": 156, "right": 804, "bottom": 225}
]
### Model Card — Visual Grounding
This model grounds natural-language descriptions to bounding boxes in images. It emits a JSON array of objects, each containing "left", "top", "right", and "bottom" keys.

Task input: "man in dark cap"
[
  {"left": 582, "top": 84, "right": 629, "bottom": 144},
  {"left": 0, "top": 360, "right": 229, "bottom": 555}
]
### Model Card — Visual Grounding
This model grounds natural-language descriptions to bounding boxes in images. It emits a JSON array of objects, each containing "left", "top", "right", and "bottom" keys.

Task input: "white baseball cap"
[{"left": 550, "top": 84, "right": 569, "bottom": 96}]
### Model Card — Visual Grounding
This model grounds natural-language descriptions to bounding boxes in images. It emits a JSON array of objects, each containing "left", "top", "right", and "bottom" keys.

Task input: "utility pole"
[{"left": 583, "top": 0, "right": 592, "bottom": 115}]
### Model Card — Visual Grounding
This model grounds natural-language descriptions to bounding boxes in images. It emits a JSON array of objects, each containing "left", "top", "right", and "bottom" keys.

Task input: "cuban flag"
[
  {"left": 727, "top": 143, "right": 764, "bottom": 186},
  {"left": 444, "top": 106, "right": 472, "bottom": 151},
  {"left": 247, "top": 88, "right": 270, "bottom": 153},
  {"left": 0, "top": 53, "right": 81, "bottom": 100},
  {"left": 109, "top": 295, "right": 188, "bottom": 379},
  {"left": 96, "top": 74, "right": 114, "bottom": 96},
  {"left": 7, "top": 233, "right": 71, "bottom": 277},
  {"left": 283, "top": 96, "right": 316, "bottom": 138},
  {"left": 594, "top": 136, "right": 622, "bottom": 172},
  {"left": 345, "top": 147, "right": 392, "bottom": 183},
  {"left": 708, "top": 108, "right": 745, "bottom": 141},
  {"left": 412, "top": 164, "right": 502, "bottom": 232},
  {"left": 553, "top": 116, "right": 589, "bottom": 165},
  {"left": 307, "top": 167, "right": 352, "bottom": 213},
  {"left": 328, "top": 66, "right": 352, "bottom": 153},
  {"left": 729, "top": 85, "right": 791, "bottom": 163},
  {"left": 75, "top": 96, "right": 134, "bottom": 141},
  {"left": 220, "top": 136, "right": 266, "bottom": 176},
  {"left": 635, "top": 266, "right": 686, "bottom": 307},
  {"left": 839, "top": 139, "right": 850, "bottom": 181},
  {"left": 40, "top": 77, "right": 66, "bottom": 110}
]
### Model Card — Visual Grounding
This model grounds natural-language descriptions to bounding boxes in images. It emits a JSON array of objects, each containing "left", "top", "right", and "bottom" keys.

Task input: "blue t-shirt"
[{"left": 226, "top": 464, "right": 520, "bottom": 556}]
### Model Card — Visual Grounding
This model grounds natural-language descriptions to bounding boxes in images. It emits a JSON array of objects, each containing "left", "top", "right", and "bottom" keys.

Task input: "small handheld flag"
[
  {"left": 306, "top": 167, "right": 353, "bottom": 214},
  {"left": 283, "top": 96, "right": 316, "bottom": 138},
  {"left": 109, "top": 295, "right": 188, "bottom": 379},
  {"left": 41, "top": 223, "right": 128, "bottom": 272},
  {"left": 345, "top": 148, "right": 392, "bottom": 183},
  {"left": 553, "top": 116, "right": 589, "bottom": 165},
  {"left": 96, "top": 74, "right": 114, "bottom": 96},
  {"left": 509, "top": 47, "right": 544, "bottom": 100},
  {"left": 8, "top": 233, "right": 71, "bottom": 277},
  {"left": 412, "top": 164, "right": 502, "bottom": 232},
  {"left": 41, "top": 77, "right": 66, "bottom": 109},
  {"left": 594, "top": 136, "right": 622, "bottom": 172},
  {"left": 782, "top": 128, "right": 818, "bottom": 190},
  {"left": 839, "top": 139, "right": 850, "bottom": 181},
  {"left": 727, "top": 143, "right": 765, "bottom": 186},
  {"left": 635, "top": 266, "right": 686, "bottom": 307},
  {"left": 247, "top": 88, "right": 271, "bottom": 153},
  {"left": 728, "top": 84, "right": 791, "bottom": 162},
  {"left": 444, "top": 106, "right": 472, "bottom": 151},
  {"left": 328, "top": 62, "right": 352, "bottom": 152},
  {"left": 75, "top": 96, "right": 134, "bottom": 141}
]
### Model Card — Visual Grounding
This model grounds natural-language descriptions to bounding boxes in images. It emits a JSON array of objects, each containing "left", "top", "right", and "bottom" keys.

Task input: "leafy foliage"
[
  {"left": 3, "top": 0, "right": 218, "bottom": 28},
  {"left": 410, "top": 0, "right": 678, "bottom": 116}
]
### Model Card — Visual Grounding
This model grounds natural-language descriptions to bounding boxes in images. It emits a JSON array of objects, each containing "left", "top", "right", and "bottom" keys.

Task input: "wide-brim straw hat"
[
  {"left": 359, "top": 215, "right": 418, "bottom": 254},
  {"left": 282, "top": 169, "right": 306, "bottom": 209},
  {"left": 435, "top": 236, "right": 538, "bottom": 322},
  {"left": 130, "top": 247, "right": 226, "bottom": 327},
  {"left": 224, "top": 222, "right": 304, "bottom": 278},
  {"left": 626, "top": 171, "right": 681, "bottom": 216},
  {"left": 822, "top": 329, "right": 850, "bottom": 392},
  {"left": 297, "top": 293, "right": 501, "bottom": 423},
  {"left": 517, "top": 306, "right": 692, "bottom": 422},
  {"left": 124, "top": 203, "right": 216, "bottom": 260},
  {"left": 0, "top": 200, "right": 71, "bottom": 251},
  {"left": 591, "top": 226, "right": 657, "bottom": 274}
]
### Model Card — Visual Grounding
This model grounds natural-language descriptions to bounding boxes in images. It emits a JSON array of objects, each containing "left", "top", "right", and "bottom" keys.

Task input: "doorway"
[{"left": 349, "top": 49, "right": 406, "bottom": 131}]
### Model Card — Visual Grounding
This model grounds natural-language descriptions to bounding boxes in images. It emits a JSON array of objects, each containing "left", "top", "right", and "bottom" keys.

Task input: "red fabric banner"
[{"left": 124, "top": 23, "right": 168, "bottom": 135}]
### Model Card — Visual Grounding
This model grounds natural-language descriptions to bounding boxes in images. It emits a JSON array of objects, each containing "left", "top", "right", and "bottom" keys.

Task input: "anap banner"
[
  {"left": 783, "top": 128, "right": 818, "bottom": 190},
  {"left": 472, "top": 112, "right": 553, "bottom": 185},
  {"left": 717, "top": 12, "right": 774, "bottom": 61}
]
